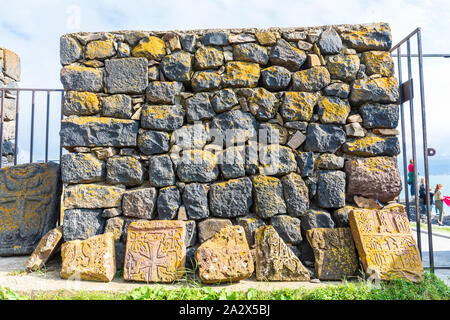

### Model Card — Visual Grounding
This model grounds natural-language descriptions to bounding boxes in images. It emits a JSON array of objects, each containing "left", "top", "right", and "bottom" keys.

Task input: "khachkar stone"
[
  {"left": 0, "top": 162, "right": 61, "bottom": 256},
  {"left": 305, "top": 228, "right": 359, "bottom": 280},
  {"left": 124, "top": 220, "right": 186, "bottom": 283},
  {"left": 348, "top": 205, "right": 424, "bottom": 282},
  {"left": 26, "top": 226, "right": 63, "bottom": 272},
  {"left": 60, "top": 232, "right": 116, "bottom": 282},
  {"left": 255, "top": 225, "right": 310, "bottom": 281},
  {"left": 195, "top": 225, "right": 254, "bottom": 284}
]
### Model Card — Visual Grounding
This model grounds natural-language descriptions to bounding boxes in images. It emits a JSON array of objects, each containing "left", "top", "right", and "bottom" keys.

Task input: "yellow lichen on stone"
[
  {"left": 63, "top": 183, "right": 125, "bottom": 209},
  {"left": 65, "top": 91, "right": 100, "bottom": 115},
  {"left": 62, "top": 116, "right": 134, "bottom": 126},
  {"left": 132, "top": 36, "right": 166, "bottom": 60},
  {"left": 282, "top": 91, "right": 318, "bottom": 121},
  {"left": 60, "top": 232, "right": 116, "bottom": 282},
  {"left": 85, "top": 40, "right": 116, "bottom": 60},
  {"left": 361, "top": 51, "right": 394, "bottom": 76},
  {"left": 194, "top": 46, "right": 224, "bottom": 69},
  {"left": 255, "top": 31, "right": 278, "bottom": 45},
  {"left": 222, "top": 61, "right": 260, "bottom": 87},
  {"left": 318, "top": 96, "right": 350, "bottom": 124},
  {"left": 345, "top": 136, "right": 385, "bottom": 153}
]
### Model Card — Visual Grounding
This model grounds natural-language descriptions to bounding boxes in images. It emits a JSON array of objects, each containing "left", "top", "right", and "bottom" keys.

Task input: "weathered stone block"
[
  {"left": 149, "top": 154, "right": 175, "bottom": 187},
  {"left": 60, "top": 65, "right": 103, "bottom": 92},
  {"left": 349, "top": 77, "right": 399, "bottom": 106},
  {"left": 105, "top": 58, "right": 148, "bottom": 94},
  {"left": 209, "top": 177, "right": 253, "bottom": 218},
  {"left": 318, "top": 27, "right": 342, "bottom": 54},
  {"left": 161, "top": 51, "right": 192, "bottom": 82},
  {"left": 61, "top": 233, "right": 116, "bottom": 282},
  {"left": 345, "top": 156, "right": 402, "bottom": 203},
  {"left": 63, "top": 208, "right": 105, "bottom": 241},
  {"left": 259, "top": 144, "right": 297, "bottom": 176},
  {"left": 138, "top": 130, "right": 170, "bottom": 155},
  {"left": 326, "top": 54, "right": 360, "bottom": 82},
  {"left": 349, "top": 205, "right": 423, "bottom": 282},
  {"left": 194, "top": 46, "right": 224, "bottom": 69},
  {"left": 271, "top": 215, "right": 302, "bottom": 244},
  {"left": 85, "top": 40, "right": 116, "bottom": 60},
  {"left": 233, "top": 43, "right": 269, "bottom": 65},
  {"left": 157, "top": 186, "right": 181, "bottom": 220},
  {"left": 146, "top": 81, "right": 184, "bottom": 104},
  {"left": 359, "top": 103, "right": 399, "bottom": 129},
  {"left": 211, "top": 89, "right": 239, "bottom": 113},
  {"left": 26, "top": 226, "right": 63, "bottom": 272},
  {"left": 122, "top": 188, "right": 157, "bottom": 219},
  {"left": 104, "top": 216, "right": 125, "bottom": 241},
  {"left": 176, "top": 150, "right": 218, "bottom": 183},
  {"left": 361, "top": 51, "right": 394, "bottom": 77},
  {"left": 337, "top": 23, "right": 392, "bottom": 51},
  {"left": 292, "top": 66, "right": 330, "bottom": 92},
  {"left": 300, "top": 209, "right": 335, "bottom": 231},
  {"left": 106, "top": 156, "right": 144, "bottom": 187},
  {"left": 324, "top": 82, "right": 350, "bottom": 98},
  {"left": 210, "top": 109, "right": 258, "bottom": 144},
  {"left": 186, "top": 93, "right": 215, "bottom": 122},
  {"left": 60, "top": 117, "right": 138, "bottom": 147},
  {"left": 317, "top": 170, "right": 346, "bottom": 209},
  {"left": 251, "top": 175, "right": 286, "bottom": 218},
  {"left": 255, "top": 225, "right": 310, "bottom": 281},
  {"left": 182, "top": 183, "right": 209, "bottom": 220},
  {"left": 63, "top": 183, "right": 124, "bottom": 209},
  {"left": 140, "top": 104, "right": 185, "bottom": 131},
  {"left": 306, "top": 228, "right": 359, "bottom": 280},
  {"left": 196, "top": 225, "right": 253, "bottom": 284},
  {"left": 171, "top": 124, "right": 208, "bottom": 150},
  {"left": 282, "top": 172, "right": 309, "bottom": 217},
  {"left": 61, "top": 153, "right": 105, "bottom": 184},
  {"left": 235, "top": 215, "right": 265, "bottom": 247},
  {"left": 102, "top": 94, "right": 133, "bottom": 119},
  {"left": 280, "top": 91, "right": 318, "bottom": 122},
  {"left": 132, "top": 36, "right": 166, "bottom": 60},
  {"left": 342, "top": 136, "right": 400, "bottom": 157},
  {"left": 305, "top": 123, "right": 346, "bottom": 153},
  {"left": 197, "top": 218, "right": 232, "bottom": 243},
  {"left": 269, "top": 39, "right": 306, "bottom": 72},
  {"left": 261, "top": 66, "right": 291, "bottom": 90},
  {"left": 191, "top": 70, "right": 222, "bottom": 92},
  {"left": 222, "top": 61, "right": 260, "bottom": 88},
  {"left": 184, "top": 220, "right": 197, "bottom": 247},
  {"left": 63, "top": 91, "right": 100, "bottom": 116},
  {"left": 317, "top": 96, "right": 351, "bottom": 124},
  {"left": 124, "top": 220, "right": 186, "bottom": 283},
  {"left": 60, "top": 36, "right": 83, "bottom": 65}
]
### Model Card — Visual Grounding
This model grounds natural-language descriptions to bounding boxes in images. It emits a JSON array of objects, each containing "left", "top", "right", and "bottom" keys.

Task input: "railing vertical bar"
[
  {"left": 396, "top": 47, "right": 411, "bottom": 221},
  {"left": 30, "top": 90, "right": 35, "bottom": 164},
  {"left": 45, "top": 91, "right": 50, "bottom": 163},
  {"left": 417, "top": 29, "right": 434, "bottom": 273},
  {"left": 0, "top": 91, "right": 4, "bottom": 168},
  {"left": 13, "top": 89, "right": 20, "bottom": 166},
  {"left": 407, "top": 38, "right": 422, "bottom": 258}
]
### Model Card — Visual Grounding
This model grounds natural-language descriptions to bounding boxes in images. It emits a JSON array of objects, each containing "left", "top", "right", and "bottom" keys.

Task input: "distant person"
[
  {"left": 419, "top": 178, "right": 426, "bottom": 217},
  {"left": 407, "top": 159, "right": 415, "bottom": 198},
  {"left": 429, "top": 187, "right": 435, "bottom": 213},
  {"left": 434, "top": 184, "right": 445, "bottom": 225}
]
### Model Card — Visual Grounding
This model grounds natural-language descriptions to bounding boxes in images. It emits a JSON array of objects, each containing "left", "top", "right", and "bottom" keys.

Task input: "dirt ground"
[{"left": 0, "top": 256, "right": 342, "bottom": 295}]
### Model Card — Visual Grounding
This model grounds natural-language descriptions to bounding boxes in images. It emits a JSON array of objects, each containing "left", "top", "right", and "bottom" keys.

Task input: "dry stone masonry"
[
  {"left": 0, "top": 47, "right": 20, "bottom": 166},
  {"left": 56, "top": 22, "right": 417, "bottom": 283}
]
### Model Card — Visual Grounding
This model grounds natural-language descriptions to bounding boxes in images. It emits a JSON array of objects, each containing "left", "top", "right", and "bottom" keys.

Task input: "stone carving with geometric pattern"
[
  {"left": 0, "top": 162, "right": 61, "bottom": 256},
  {"left": 349, "top": 204, "right": 424, "bottom": 282},
  {"left": 124, "top": 220, "right": 186, "bottom": 283}
]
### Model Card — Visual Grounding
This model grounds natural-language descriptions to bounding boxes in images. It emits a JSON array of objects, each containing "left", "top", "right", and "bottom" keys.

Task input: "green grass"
[
  {"left": 410, "top": 222, "right": 450, "bottom": 234},
  {"left": 1, "top": 272, "right": 448, "bottom": 300}
]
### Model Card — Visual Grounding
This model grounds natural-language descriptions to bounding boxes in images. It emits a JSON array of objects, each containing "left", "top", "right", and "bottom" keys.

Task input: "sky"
[{"left": 1, "top": 0, "right": 450, "bottom": 190}]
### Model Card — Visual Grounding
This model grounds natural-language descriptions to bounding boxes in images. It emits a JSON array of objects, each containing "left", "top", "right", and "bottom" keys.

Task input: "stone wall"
[
  {"left": 59, "top": 22, "right": 403, "bottom": 273},
  {"left": 0, "top": 47, "right": 20, "bottom": 166}
]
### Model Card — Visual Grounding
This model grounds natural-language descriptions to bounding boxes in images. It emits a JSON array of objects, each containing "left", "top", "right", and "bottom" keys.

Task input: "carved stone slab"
[
  {"left": 195, "top": 225, "right": 254, "bottom": 284},
  {"left": 349, "top": 204, "right": 424, "bottom": 282},
  {"left": 305, "top": 228, "right": 359, "bottom": 280},
  {"left": 26, "top": 226, "right": 63, "bottom": 272},
  {"left": 255, "top": 225, "right": 310, "bottom": 281},
  {"left": 0, "top": 162, "right": 61, "bottom": 256},
  {"left": 60, "top": 232, "right": 116, "bottom": 282},
  {"left": 124, "top": 220, "right": 186, "bottom": 283}
]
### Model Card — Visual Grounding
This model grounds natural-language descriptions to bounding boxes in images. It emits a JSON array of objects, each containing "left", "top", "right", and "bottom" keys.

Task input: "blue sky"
[{"left": 1, "top": 0, "right": 450, "bottom": 181}]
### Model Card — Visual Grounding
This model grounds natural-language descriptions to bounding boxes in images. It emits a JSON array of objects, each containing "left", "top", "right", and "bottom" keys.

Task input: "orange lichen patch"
[
  {"left": 62, "top": 116, "right": 134, "bottom": 126},
  {"left": 361, "top": 51, "right": 394, "bottom": 76},
  {"left": 349, "top": 205, "right": 424, "bottom": 282},
  {"left": 318, "top": 96, "right": 350, "bottom": 124},
  {"left": 349, "top": 156, "right": 395, "bottom": 173},
  {"left": 64, "top": 91, "right": 100, "bottom": 115},
  {"left": 222, "top": 61, "right": 260, "bottom": 87},
  {"left": 60, "top": 232, "right": 116, "bottom": 282},
  {"left": 306, "top": 228, "right": 359, "bottom": 280},
  {"left": 141, "top": 105, "right": 172, "bottom": 120},
  {"left": 85, "top": 40, "right": 116, "bottom": 60},
  {"left": 255, "top": 31, "right": 279, "bottom": 45},
  {"left": 282, "top": 91, "right": 318, "bottom": 121},
  {"left": 293, "top": 66, "right": 330, "bottom": 90},
  {"left": 132, "top": 36, "right": 166, "bottom": 60},
  {"left": 194, "top": 46, "right": 224, "bottom": 69},
  {"left": 326, "top": 54, "right": 360, "bottom": 81},
  {"left": 192, "top": 70, "right": 221, "bottom": 89},
  {"left": 63, "top": 183, "right": 125, "bottom": 209},
  {"left": 338, "top": 23, "right": 392, "bottom": 50},
  {"left": 345, "top": 136, "right": 385, "bottom": 152}
]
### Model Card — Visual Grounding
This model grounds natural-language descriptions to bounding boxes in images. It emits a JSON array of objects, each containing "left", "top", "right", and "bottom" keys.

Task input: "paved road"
[{"left": 412, "top": 229, "right": 450, "bottom": 285}]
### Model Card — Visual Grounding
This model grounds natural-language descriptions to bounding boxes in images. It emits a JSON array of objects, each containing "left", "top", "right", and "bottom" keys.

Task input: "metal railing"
[
  {"left": 0, "top": 88, "right": 64, "bottom": 167},
  {"left": 390, "top": 27, "right": 445, "bottom": 273}
]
